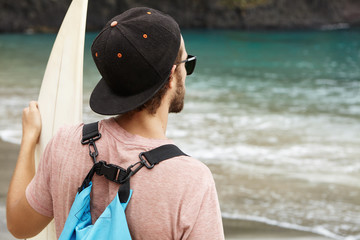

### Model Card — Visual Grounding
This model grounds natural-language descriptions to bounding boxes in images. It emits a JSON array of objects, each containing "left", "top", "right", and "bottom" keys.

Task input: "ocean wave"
[
  {"left": 222, "top": 212, "right": 359, "bottom": 240},
  {"left": 0, "top": 129, "right": 21, "bottom": 145}
]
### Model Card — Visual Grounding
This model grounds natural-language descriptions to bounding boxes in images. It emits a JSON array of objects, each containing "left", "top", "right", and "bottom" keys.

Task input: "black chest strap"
[{"left": 80, "top": 121, "right": 188, "bottom": 203}]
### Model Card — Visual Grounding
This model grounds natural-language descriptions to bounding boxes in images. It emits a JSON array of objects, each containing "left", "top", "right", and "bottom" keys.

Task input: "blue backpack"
[{"left": 59, "top": 122, "right": 187, "bottom": 240}]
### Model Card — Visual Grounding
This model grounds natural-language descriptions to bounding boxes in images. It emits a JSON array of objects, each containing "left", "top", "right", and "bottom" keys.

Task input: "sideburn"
[{"left": 169, "top": 69, "right": 185, "bottom": 113}]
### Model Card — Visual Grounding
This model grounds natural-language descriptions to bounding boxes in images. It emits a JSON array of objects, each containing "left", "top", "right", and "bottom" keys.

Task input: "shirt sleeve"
[
  {"left": 25, "top": 136, "right": 56, "bottom": 218},
  {"left": 181, "top": 168, "right": 225, "bottom": 240}
]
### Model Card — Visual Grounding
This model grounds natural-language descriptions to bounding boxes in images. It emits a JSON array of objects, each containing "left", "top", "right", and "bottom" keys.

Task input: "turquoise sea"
[{"left": 0, "top": 29, "right": 360, "bottom": 239}]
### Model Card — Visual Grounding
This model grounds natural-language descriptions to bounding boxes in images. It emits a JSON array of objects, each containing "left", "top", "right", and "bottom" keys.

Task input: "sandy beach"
[
  {"left": 0, "top": 139, "right": 333, "bottom": 240},
  {"left": 223, "top": 218, "right": 333, "bottom": 240},
  {"left": 0, "top": 140, "right": 18, "bottom": 240}
]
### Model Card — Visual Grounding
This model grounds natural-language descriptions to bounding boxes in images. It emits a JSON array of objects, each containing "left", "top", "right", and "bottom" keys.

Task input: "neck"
[{"left": 115, "top": 105, "right": 169, "bottom": 139}]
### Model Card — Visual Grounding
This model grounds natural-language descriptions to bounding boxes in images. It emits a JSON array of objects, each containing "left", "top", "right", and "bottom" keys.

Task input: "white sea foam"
[
  {"left": 0, "top": 129, "right": 21, "bottom": 145},
  {"left": 222, "top": 212, "right": 357, "bottom": 240}
]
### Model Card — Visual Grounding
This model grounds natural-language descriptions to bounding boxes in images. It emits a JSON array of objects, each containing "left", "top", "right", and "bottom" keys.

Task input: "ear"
[{"left": 168, "top": 65, "right": 177, "bottom": 89}]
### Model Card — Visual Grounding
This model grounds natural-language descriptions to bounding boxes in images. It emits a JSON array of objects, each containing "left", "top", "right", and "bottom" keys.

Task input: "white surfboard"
[{"left": 30, "top": 0, "right": 88, "bottom": 239}]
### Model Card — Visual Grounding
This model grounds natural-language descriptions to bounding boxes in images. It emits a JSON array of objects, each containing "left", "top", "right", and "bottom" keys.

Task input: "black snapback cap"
[{"left": 90, "top": 7, "right": 181, "bottom": 115}]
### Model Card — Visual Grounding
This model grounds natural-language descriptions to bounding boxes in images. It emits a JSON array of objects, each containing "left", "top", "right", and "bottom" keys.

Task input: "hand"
[{"left": 22, "top": 101, "right": 42, "bottom": 144}]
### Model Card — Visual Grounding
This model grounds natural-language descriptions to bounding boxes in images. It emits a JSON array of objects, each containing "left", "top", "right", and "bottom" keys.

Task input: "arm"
[{"left": 6, "top": 101, "right": 52, "bottom": 239}]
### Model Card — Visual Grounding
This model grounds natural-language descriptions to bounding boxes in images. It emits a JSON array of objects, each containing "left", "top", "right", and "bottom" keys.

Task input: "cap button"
[{"left": 110, "top": 21, "right": 118, "bottom": 27}]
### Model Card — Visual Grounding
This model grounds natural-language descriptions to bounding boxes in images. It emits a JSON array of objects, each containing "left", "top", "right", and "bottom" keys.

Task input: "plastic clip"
[
  {"left": 139, "top": 152, "right": 155, "bottom": 169},
  {"left": 96, "top": 161, "right": 126, "bottom": 182},
  {"left": 127, "top": 161, "right": 144, "bottom": 175},
  {"left": 81, "top": 133, "right": 101, "bottom": 145},
  {"left": 88, "top": 140, "right": 99, "bottom": 163}
]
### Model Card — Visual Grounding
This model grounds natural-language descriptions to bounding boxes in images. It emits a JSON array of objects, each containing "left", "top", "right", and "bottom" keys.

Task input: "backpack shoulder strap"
[
  {"left": 139, "top": 144, "right": 188, "bottom": 168},
  {"left": 81, "top": 121, "right": 101, "bottom": 144},
  {"left": 81, "top": 122, "right": 189, "bottom": 203},
  {"left": 119, "top": 144, "right": 188, "bottom": 203}
]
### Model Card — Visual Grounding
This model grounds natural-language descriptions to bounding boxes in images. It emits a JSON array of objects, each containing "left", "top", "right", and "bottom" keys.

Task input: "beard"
[{"left": 169, "top": 71, "right": 185, "bottom": 113}]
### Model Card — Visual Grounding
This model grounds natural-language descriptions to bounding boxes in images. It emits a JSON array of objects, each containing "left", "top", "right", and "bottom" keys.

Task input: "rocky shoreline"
[{"left": 1, "top": 0, "right": 360, "bottom": 33}]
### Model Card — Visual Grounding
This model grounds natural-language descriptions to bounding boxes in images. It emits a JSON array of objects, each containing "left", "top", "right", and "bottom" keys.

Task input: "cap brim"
[{"left": 90, "top": 76, "right": 169, "bottom": 115}]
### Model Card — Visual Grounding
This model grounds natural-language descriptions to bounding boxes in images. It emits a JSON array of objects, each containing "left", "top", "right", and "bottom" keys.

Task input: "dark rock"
[{"left": 0, "top": 0, "right": 359, "bottom": 33}]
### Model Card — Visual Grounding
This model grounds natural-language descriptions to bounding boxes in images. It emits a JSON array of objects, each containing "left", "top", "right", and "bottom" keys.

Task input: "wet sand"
[
  {"left": 0, "top": 139, "right": 332, "bottom": 240},
  {"left": 224, "top": 218, "right": 333, "bottom": 239}
]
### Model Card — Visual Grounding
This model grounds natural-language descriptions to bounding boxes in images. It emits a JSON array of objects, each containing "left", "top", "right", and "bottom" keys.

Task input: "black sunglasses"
[{"left": 176, "top": 55, "right": 197, "bottom": 75}]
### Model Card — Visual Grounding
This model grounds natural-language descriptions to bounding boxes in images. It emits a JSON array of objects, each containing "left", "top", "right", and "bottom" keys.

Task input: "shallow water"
[{"left": 0, "top": 29, "right": 359, "bottom": 239}]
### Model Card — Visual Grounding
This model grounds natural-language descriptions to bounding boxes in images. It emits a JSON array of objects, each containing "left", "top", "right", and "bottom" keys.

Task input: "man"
[{"left": 7, "top": 7, "right": 224, "bottom": 239}]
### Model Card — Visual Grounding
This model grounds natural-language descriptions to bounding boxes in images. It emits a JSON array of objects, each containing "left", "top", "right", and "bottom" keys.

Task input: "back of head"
[{"left": 90, "top": 7, "right": 181, "bottom": 115}]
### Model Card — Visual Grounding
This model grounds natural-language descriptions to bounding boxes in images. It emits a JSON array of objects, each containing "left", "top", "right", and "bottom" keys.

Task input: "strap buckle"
[
  {"left": 81, "top": 133, "right": 101, "bottom": 145},
  {"left": 81, "top": 121, "right": 101, "bottom": 145},
  {"left": 139, "top": 152, "right": 155, "bottom": 169},
  {"left": 81, "top": 123, "right": 102, "bottom": 163},
  {"left": 96, "top": 161, "right": 128, "bottom": 183}
]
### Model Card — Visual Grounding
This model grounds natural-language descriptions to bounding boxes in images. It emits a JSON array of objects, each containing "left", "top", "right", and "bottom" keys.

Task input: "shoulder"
[
  {"left": 159, "top": 154, "right": 215, "bottom": 189},
  {"left": 175, "top": 155, "right": 213, "bottom": 177},
  {"left": 53, "top": 123, "right": 83, "bottom": 142},
  {"left": 44, "top": 123, "right": 85, "bottom": 156}
]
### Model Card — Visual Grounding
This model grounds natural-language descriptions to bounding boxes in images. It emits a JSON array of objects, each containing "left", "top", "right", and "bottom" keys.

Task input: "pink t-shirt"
[{"left": 26, "top": 118, "right": 224, "bottom": 239}]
